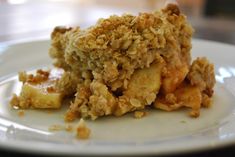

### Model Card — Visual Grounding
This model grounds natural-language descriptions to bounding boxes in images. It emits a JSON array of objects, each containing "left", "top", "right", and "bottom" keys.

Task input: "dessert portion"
[{"left": 11, "top": 4, "right": 215, "bottom": 121}]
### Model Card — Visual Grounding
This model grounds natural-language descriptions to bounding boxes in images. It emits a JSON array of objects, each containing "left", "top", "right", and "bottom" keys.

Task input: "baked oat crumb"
[
  {"left": 20, "top": 69, "right": 50, "bottom": 84},
  {"left": 65, "top": 124, "right": 73, "bottom": 132},
  {"left": 189, "top": 110, "right": 200, "bottom": 118},
  {"left": 10, "top": 94, "right": 19, "bottom": 107},
  {"left": 134, "top": 111, "right": 147, "bottom": 119},
  {"left": 48, "top": 124, "right": 64, "bottom": 131},
  {"left": 65, "top": 110, "right": 77, "bottom": 122},
  {"left": 201, "top": 93, "right": 212, "bottom": 108},
  {"left": 18, "top": 71, "right": 28, "bottom": 83},
  {"left": 48, "top": 124, "right": 74, "bottom": 132},
  {"left": 76, "top": 119, "right": 91, "bottom": 139},
  {"left": 17, "top": 110, "right": 25, "bottom": 117}
]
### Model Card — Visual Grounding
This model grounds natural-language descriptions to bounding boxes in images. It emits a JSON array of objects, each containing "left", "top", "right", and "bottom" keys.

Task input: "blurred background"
[{"left": 0, "top": 0, "right": 235, "bottom": 44}]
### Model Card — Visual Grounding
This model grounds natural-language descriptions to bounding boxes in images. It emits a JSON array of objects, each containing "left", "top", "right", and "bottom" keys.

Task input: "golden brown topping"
[
  {"left": 187, "top": 57, "right": 215, "bottom": 96},
  {"left": 36, "top": 69, "right": 50, "bottom": 77},
  {"left": 19, "top": 69, "right": 50, "bottom": 84},
  {"left": 162, "top": 3, "right": 180, "bottom": 16}
]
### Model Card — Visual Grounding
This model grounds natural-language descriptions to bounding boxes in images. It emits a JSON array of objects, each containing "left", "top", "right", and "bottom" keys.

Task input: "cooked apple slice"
[
  {"left": 11, "top": 69, "right": 64, "bottom": 109},
  {"left": 161, "top": 64, "right": 189, "bottom": 94},
  {"left": 154, "top": 83, "right": 202, "bottom": 117},
  {"left": 114, "top": 59, "right": 164, "bottom": 116},
  {"left": 125, "top": 60, "right": 163, "bottom": 100}
]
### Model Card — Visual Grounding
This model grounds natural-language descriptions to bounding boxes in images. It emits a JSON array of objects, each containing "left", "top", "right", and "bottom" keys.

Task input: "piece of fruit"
[{"left": 11, "top": 69, "right": 64, "bottom": 109}]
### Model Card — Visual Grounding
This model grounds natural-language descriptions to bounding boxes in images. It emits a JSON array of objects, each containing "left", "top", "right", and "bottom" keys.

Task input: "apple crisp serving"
[{"left": 10, "top": 4, "right": 215, "bottom": 121}]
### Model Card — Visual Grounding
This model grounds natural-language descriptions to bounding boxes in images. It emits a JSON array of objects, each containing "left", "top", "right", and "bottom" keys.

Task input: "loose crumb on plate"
[
  {"left": 180, "top": 120, "right": 186, "bottom": 123},
  {"left": 48, "top": 124, "right": 64, "bottom": 131},
  {"left": 45, "top": 110, "right": 53, "bottom": 114},
  {"left": 17, "top": 110, "right": 25, "bottom": 117},
  {"left": 134, "top": 111, "right": 147, "bottom": 119},
  {"left": 65, "top": 124, "right": 74, "bottom": 132},
  {"left": 48, "top": 124, "right": 74, "bottom": 132},
  {"left": 10, "top": 94, "right": 19, "bottom": 107},
  {"left": 76, "top": 119, "right": 91, "bottom": 139}
]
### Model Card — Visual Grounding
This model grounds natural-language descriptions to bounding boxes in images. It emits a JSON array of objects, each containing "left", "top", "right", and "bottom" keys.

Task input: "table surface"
[{"left": 1, "top": 1, "right": 235, "bottom": 156}]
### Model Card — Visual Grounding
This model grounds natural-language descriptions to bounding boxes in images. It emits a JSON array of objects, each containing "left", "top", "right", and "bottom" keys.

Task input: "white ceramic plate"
[{"left": 0, "top": 39, "right": 235, "bottom": 156}]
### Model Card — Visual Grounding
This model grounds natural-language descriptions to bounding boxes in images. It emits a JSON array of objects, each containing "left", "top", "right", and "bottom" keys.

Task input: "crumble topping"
[
  {"left": 10, "top": 4, "right": 215, "bottom": 122},
  {"left": 19, "top": 69, "right": 50, "bottom": 84}
]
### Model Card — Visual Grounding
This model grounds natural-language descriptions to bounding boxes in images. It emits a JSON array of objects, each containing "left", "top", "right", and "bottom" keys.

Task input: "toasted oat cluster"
[{"left": 11, "top": 4, "right": 215, "bottom": 121}]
